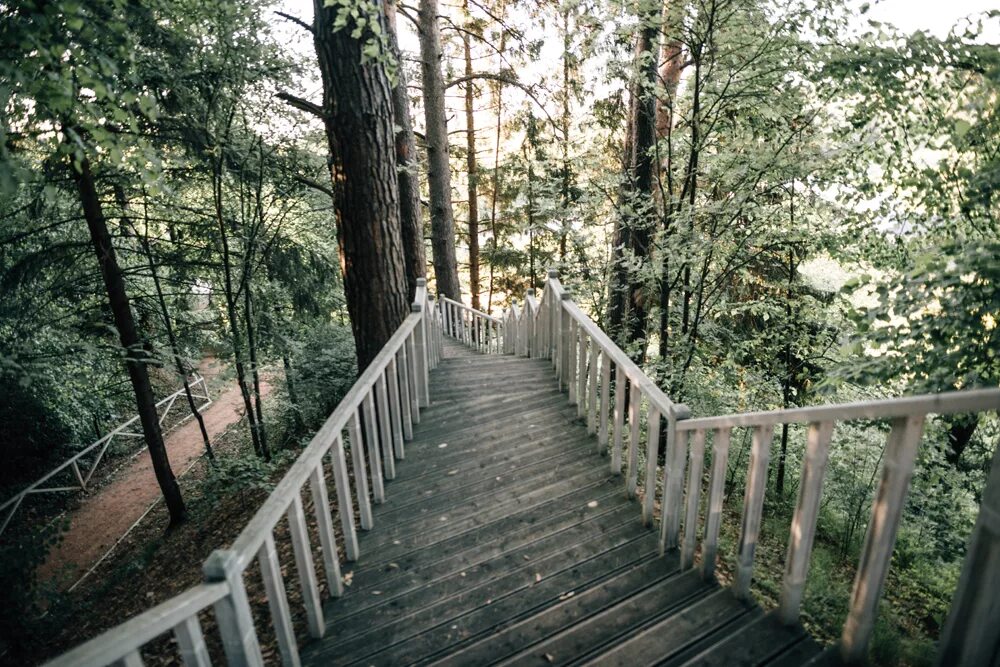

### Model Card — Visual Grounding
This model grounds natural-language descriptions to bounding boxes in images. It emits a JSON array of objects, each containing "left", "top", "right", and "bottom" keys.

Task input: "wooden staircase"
[{"left": 300, "top": 338, "right": 830, "bottom": 666}]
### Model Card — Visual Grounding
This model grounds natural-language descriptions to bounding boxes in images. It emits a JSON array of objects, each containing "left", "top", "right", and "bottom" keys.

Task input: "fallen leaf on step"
[
  {"left": 587, "top": 500, "right": 599, "bottom": 508},
  {"left": 343, "top": 571, "right": 354, "bottom": 586},
  {"left": 438, "top": 443, "right": 448, "bottom": 448},
  {"left": 544, "top": 653, "right": 555, "bottom": 663},
  {"left": 535, "top": 573, "right": 542, "bottom": 583},
  {"left": 558, "top": 591, "right": 575, "bottom": 601}
]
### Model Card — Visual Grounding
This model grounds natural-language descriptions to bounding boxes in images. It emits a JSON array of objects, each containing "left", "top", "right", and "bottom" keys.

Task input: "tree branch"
[
  {"left": 294, "top": 175, "right": 335, "bottom": 199},
  {"left": 277, "top": 92, "right": 326, "bottom": 120},
  {"left": 274, "top": 11, "right": 313, "bottom": 34}
]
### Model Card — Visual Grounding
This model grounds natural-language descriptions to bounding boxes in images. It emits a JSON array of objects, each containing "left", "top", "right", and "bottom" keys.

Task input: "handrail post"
[
  {"left": 937, "top": 437, "right": 1000, "bottom": 666},
  {"left": 203, "top": 550, "right": 264, "bottom": 667},
  {"left": 560, "top": 291, "right": 571, "bottom": 390},
  {"left": 841, "top": 415, "right": 925, "bottom": 663},
  {"left": 661, "top": 403, "right": 692, "bottom": 554},
  {"left": 411, "top": 301, "right": 429, "bottom": 408}
]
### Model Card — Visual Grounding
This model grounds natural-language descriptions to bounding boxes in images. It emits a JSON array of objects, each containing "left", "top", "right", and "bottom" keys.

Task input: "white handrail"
[
  {"left": 1, "top": 374, "right": 212, "bottom": 536},
  {"left": 44, "top": 279, "right": 442, "bottom": 667}
]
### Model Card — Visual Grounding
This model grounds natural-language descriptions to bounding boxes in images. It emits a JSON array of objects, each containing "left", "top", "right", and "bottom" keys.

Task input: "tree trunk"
[
  {"left": 282, "top": 352, "right": 306, "bottom": 434},
  {"left": 418, "top": 0, "right": 463, "bottom": 301},
  {"left": 386, "top": 0, "right": 427, "bottom": 298},
  {"left": 608, "top": 17, "right": 659, "bottom": 362},
  {"left": 244, "top": 284, "right": 269, "bottom": 457},
  {"left": 463, "top": 22, "right": 481, "bottom": 310},
  {"left": 74, "top": 157, "right": 186, "bottom": 526},
  {"left": 314, "top": 0, "right": 409, "bottom": 371},
  {"left": 213, "top": 159, "right": 265, "bottom": 458}
]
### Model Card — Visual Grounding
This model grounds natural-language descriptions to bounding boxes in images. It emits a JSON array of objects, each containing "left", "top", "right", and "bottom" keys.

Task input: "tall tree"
[
  {"left": 313, "top": 0, "right": 409, "bottom": 369},
  {"left": 462, "top": 0, "right": 482, "bottom": 310},
  {"left": 386, "top": 0, "right": 428, "bottom": 297},
  {"left": 418, "top": 0, "right": 463, "bottom": 301}
]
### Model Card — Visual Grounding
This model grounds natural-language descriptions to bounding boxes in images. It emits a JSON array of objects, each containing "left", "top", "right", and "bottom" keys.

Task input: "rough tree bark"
[
  {"left": 418, "top": 0, "right": 463, "bottom": 301},
  {"left": 74, "top": 157, "right": 186, "bottom": 526},
  {"left": 313, "top": 0, "right": 409, "bottom": 371},
  {"left": 386, "top": 0, "right": 427, "bottom": 298}
]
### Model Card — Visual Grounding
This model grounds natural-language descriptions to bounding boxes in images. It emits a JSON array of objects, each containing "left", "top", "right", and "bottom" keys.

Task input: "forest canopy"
[{"left": 0, "top": 0, "right": 997, "bottom": 663}]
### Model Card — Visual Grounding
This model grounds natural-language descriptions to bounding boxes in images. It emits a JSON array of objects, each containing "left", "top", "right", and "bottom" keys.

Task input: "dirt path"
[{"left": 39, "top": 377, "right": 273, "bottom": 589}]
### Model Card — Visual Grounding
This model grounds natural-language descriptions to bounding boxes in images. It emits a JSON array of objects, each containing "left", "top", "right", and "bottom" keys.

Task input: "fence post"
[
  {"left": 937, "top": 436, "right": 1000, "bottom": 666},
  {"left": 203, "top": 550, "right": 264, "bottom": 667},
  {"left": 412, "top": 301, "right": 429, "bottom": 408}
]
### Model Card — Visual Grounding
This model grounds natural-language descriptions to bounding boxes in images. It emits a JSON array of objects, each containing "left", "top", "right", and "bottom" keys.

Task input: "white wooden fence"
[
  {"left": 473, "top": 270, "right": 1000, "bottom": 667},
  {"left": 43, "top": 270, "right": 1000, "bottom": 666},
  {"left": 44, "top": 279, "right": 442, "bottom": 667},
  {"left": 0, "top": 374, "right": 211, "bottom": 537}
]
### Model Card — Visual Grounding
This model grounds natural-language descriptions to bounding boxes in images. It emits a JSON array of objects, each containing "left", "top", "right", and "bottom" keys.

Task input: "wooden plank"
[
  {"left": 701, "top": 428, "right": 731, "bottom": 581},
  {"left": 347, "top": 412, "right": 373, "bottom": 531},
  {"left": 841, "top": 415, "right": 924, "bottom": 662},
  {"left": 288, "top": 494, "right": 325, "bottom": 639},
  {"left": 431, "top": 556, "right": 694, "bottom": 667},
  {"left": 681, "top": 429, "right": 706, "bottom": 570},
  {"left": 660, "top": 610, "right": 808, "bottom": 667},
  {"left": 626, "top": 381, "right": 641, "bottom": 498},
  {"left": 309, "top": 465, "right": 343, "bottom": 597},
  {"left": 642, "top": 408, "right": 661, "bottom": 526},
  {"left": 576, "top": 588, "right": 753, "bottom": 667},
  {"left": 173, "top": 615, "right": 211, "bottom": 667},
  {"left": 778, "top": 421, "right": 834, "bottom": 624},
  {"left": 258, "top": 534, "right": 300, "bottom": 667},
  {"left": 375, "top": 374, "right": 396, "bottom": 480},
  {"left": 307, "top": 533, "right": 659, "bottom": 665},
  {"left": 611, "top": 365, "right": 626, "bottom": 475},
  {"left": 734, "top": 424, "right": 775, "bottom": 600}
]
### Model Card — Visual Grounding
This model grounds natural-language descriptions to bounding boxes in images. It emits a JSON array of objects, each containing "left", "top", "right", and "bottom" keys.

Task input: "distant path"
[{"left": 39, "top": 367, "right": 272, "bottom": 589}]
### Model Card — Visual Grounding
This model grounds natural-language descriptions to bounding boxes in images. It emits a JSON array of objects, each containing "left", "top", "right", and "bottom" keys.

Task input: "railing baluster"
[
  {"left": 362, "top": 392, "right": 385, "bottom": 503},
  {"left": 681, "top": 429, "right": 707, "bottom": 570},
  {"left": 598, "top": 353, "right": 611, "bottom": 454},
  {"left": 308, "top": 465, "right": 343, "bottom": 597},
  {"left": 347, "top": 413, "right": 373, "bottom": 530},
  {"left": 611, "top": 365, "right": 626, "bottom": 474},
  {"left": 577, "top": 332, "right": 587, "bottom": 418},
  {"left": 778, "top": 421, "right": 834, "bottom": 623},
  {"left": 406, "top": 333, "right": 420, "bottom": 424},
  {"left": 288, "top": 495, "right": 324, "bottom": 638},
  {"left": 375, "top": 374, "right": 395, "bottom": 480},
  {"left": 387, "top": 357, "right": 405, "bottom": 459},
  {"left": 642, "top": 408, "right": 661, "bottom": 526},
  {"left": 587, "top": 337, "right": 598, "bottom": 434},
  {"left": 661, "top": 410, "right": 686, "bottom": 552},
  {"left": 397, "top": 348, "right": 413, "bottom": 440},
  {"left": 414, "top": 302, "right": 430, "bottom": 407},
  {"left": 204, "top": 550, "right": 264, "bottom": 667},
  {"left": 257, "top": 535, "right": 299, "bottom": 667},
  {"left": 329, "top": 434, "right": 359, "bottom": 558},
  {"left": 114, "top": 650, "right": 144, "bottom": 667},
  {"left": 701, "top": 427, "right": 731, "bottom": 580},
  {"left": 626, "top": 382, "right": 642, "bottom": 498},
  {"left": 937, "top": 437, "right": 1000, "bottom": 667},
  {"left": 174, "top": 615, "right": 211, "bottom": 667},
  {"left": 841, "top": 415, "right": 925, "bottom": 663},
  {"left": 734, "top": 424, "right": 775, "bottom": 600},
  {"left": 567, "top": 318, "right": 578, "bottom": 403}
]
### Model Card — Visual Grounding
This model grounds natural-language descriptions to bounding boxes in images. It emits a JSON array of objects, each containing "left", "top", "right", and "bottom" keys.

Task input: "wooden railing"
[
  {"left": 439, "top": 295, "right": 501, "bottom": 354},
  {"left": 1, "top": 374, "right": 212, "bottom": 537},
  {"left": 45, "top": 279, "right": 442, "bottom": 667},
  {"left": 445, "top": 269, "right": 1000, "bottom": 667}
]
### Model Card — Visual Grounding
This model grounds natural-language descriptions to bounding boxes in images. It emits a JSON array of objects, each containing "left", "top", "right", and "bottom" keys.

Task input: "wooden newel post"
[
  {"left": 203, "top": 549, "right": 264, "bottom": 667},
  {"left": 660, "top": 403, "right": 691, "bottom": 553},
  {"left": 560, "top": 290, "right": 571, "bottom": 390},
  {"left": 548, "top": 269, "right": 559, "bottom": 364}
]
